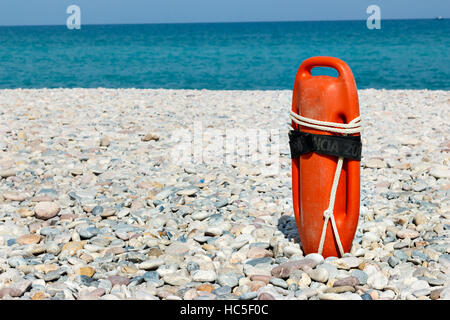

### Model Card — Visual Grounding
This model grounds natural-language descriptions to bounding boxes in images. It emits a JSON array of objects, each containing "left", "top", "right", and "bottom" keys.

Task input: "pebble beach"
[{"left": 0, "top": 88, "right": 449, "bottom": 300}]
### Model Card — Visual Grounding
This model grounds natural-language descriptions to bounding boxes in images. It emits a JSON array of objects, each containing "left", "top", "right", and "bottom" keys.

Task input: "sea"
[{"left": 0, "top": 19, "right": 448, "bottom": 90}]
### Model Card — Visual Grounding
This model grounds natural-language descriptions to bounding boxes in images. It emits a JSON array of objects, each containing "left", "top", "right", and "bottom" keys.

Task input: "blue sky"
[{"left": 0, "top": 0, "right": 448, "bottom": 26}]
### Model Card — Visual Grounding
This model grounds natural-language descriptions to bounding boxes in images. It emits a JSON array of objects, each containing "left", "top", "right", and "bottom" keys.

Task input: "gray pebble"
[
  {"left": 393, "top": 250, "right": 409, "bottom": 261},
  {"left": 217, "top": 273, "right": 239, "bottom": 288},
  {"left": 270, "top": 278, "right": 288, "bottom": 289},
  {"left": 412, "top": 250, "right": 429, "bottom": 262},
  {"left": 44, "top": 270, "right": 62, "bottom": 282},
  {"left": 388, "top": 256, "right": 400, "bottom": 267},
  {"left": 79, "top": 227, "right": 99, "bottom": 239},
  {"left": 40, "top": 227, "right": 61, "bottom": 237},
  {"left": 187, "top": 262, "right": 200, "bottom": 273},
  {"left": 239, "top": 292, "right": 258, "bottom": 300},
  {"left": 245, "top": 257, "right": 273, "bottom": 266},
  {"left": 351, "top": 269, "right": 368, "bottom": 285},
  {"left": 213, "top": 286, "right": 231, "bottom": 296}
]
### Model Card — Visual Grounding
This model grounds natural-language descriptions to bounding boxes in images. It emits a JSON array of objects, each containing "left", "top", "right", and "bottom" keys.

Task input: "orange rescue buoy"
[{"left": 289, "top": 56, "right": 362, "bottom": 258}]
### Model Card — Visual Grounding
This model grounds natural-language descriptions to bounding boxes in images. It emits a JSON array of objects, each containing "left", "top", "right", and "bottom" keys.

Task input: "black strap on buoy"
[{"left": 289, "top": 130, "right": 362, "bottom": 161}]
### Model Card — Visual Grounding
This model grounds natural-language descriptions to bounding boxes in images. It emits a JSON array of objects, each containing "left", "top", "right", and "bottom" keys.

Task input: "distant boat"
[{"left": 435, "top": 16, "right": 443, "bottom": 20}]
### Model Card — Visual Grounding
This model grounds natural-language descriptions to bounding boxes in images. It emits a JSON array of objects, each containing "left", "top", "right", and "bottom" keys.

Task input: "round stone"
[
  {"left": 0, "top": 170, "right": 15, "bottom": 178},
  {"left": 351, "top": 270, "right": 368, "bottom": 285},
  {"left": 77, "top": 267, "right": 95, "bottom": 277},
  {"left": 79, "top": 227, "right": 99, "bottom": 239},
  {"left": 212, "top": 286, "right": 231, "bottom": 296},
  {"left": 40, "top": 227, "right": 61, "bottom": 237},
  {"left": 388, "top": 256, "right": 400, "bottom": 267},
  {"left": 367, "top": 271, "right": 388, "bottom": 290},
  {"left": 333, "top": 276, "right": 359, "bottom": 287},
  {"left": 304, "top": 253, "right": 325, "bottom": 265},
  {"left": 239, "top": 292, "right": 257, "bottom": 300},
  {"left": 191, "top": 211, "right": 211, "bottom": 221},
  {"left": 396, "top": 229, "right": 420, "bottom": 239},
  {"left": 3, "top": 192, "right": 27, "bottom": 202},
  {"left": 258, "top": 292, "right": 276, "bottom": 300},
  {"left": 142, "top": 271, "right": 160, "bottom": 282},
  {"left": 16, "top": 234, "right": 41, "bottom": 245},
  {"left": 217, "top": 273, "right": 239, "bottom": 287},
  {"left": 138, "top": 258, "right": 165, "bottom": 270},
  {"left": 177, "top": 188, "right": 198, "bottom": 196},
  {"left": 429, "top": 168, "right": 450, "bottom": 179},
  {"left": 92, "top": 206, "right": 104, "bottom": 216},
  {"left": 191, "top": 270, "right": 217, "bottom": 282},
  {"left": 100, "top": 207, "right": 116, "bottom": 218},
  {"left": 308, "top": 267, "right": 329, "bottom": 283},
  {"left": 269, "top": 278, "right": 288, "bottom": 289},
  {"left": 61, "top": 241, "right": 85, "bottom": 255},
  {"left": 393, "top": 250, "right": 409, "bottom": 261},
  {"left": 34, "top": 201, "right": 60, "bottom": 220},
  {"left": 163, "top": 270, "right": 191, "bottom": 286},
  {"left": 17, "top": 208, "right": 34, "bottom": 217},
  {"left": 107, "top": 275, "right": 130, "bottom": 286}
]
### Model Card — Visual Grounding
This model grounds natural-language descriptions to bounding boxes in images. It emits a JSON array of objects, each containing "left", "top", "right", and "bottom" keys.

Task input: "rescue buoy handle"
[
  {"left": 297, "top": 56, "right": 352, "bottom": 81},
  {"left": 294, "top": 56, "right": 359, "bottom": 130}
]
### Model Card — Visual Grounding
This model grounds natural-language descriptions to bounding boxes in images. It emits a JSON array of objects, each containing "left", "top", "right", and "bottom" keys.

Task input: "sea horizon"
[{"left": 0, "top": 17, "right": 446, "bottom": 28}]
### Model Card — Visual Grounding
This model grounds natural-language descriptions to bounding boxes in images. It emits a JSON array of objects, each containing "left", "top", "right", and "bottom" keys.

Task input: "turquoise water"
[{"left": 0, "top": 19, "right": 448, "bottom": 90}]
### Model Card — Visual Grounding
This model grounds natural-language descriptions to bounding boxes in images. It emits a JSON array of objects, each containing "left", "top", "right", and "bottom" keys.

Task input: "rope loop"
[{"left": 290, "top": 111, "right": 361, "bottom": 134}]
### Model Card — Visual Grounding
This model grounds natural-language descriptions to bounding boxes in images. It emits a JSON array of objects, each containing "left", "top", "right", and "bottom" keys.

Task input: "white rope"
[
  {"left": 290, "top": 111, "right": 361, "bottom": 257},
  {"left": 318, "top": 156, "right": 345, "bottom": 256},
  {"left": 290, "top": 111, "right": 361, "bottom": 134}
]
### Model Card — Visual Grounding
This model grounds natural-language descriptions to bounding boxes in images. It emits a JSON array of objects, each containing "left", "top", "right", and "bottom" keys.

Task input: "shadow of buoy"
[{"left": 277, "top": 214, "right": 301, "bottom": 244}]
